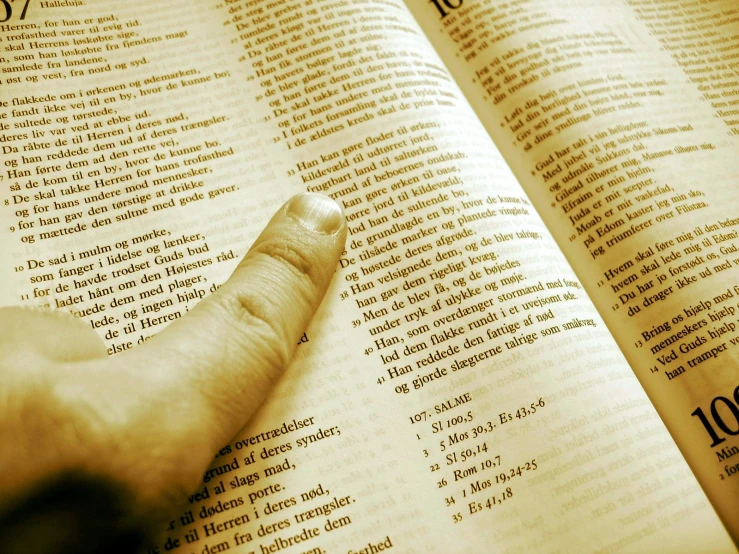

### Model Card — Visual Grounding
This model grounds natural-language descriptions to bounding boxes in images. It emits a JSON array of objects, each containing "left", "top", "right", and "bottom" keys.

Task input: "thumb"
[{"left": 116, "top": 192, "right": 346, "bottom": 449}]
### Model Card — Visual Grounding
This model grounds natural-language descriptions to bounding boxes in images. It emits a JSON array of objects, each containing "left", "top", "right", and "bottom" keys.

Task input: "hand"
[{"left": 0, "top": 193, "right": 346, "bottom": 552}]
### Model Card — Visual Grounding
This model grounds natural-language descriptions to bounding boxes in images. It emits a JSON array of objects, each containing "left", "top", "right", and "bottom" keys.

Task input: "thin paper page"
[{"left": 405, "top": 0, "right": 739, "bottom": 543}]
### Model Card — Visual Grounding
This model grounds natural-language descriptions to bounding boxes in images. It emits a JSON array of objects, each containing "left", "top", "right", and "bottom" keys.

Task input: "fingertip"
[
  {"left": 285, "top": 192, "right": 345, "bottom": 236},
  {"left": 125, "top": 192, "right": 346, "bottom": 435},
  {"left": 91, "top": 191, "right": 348, "bottom": 477}
]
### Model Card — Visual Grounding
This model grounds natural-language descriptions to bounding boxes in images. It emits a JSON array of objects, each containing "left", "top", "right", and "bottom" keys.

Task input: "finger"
[
  {"left": 0, "top": 307, "right": 107, "bottom": 363},
  {"left": 119, "top": 192, "right": 346, "bottom": 445}
]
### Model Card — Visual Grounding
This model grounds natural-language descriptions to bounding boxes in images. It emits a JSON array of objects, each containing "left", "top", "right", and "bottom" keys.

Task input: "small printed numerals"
[
  {"left": 432, "top": 410, "right": 473, "bottom": 434},
  {"left": 471, "top": 421, "right": 495, "bottom": 438},
  {"left": 445, "top": 442, "right": 488, "bottom": 465},
  {"left": 468, "top": 487, "right": 513, "bottom": 514},
  {"left": 495, "top": 460, "right": 538, "bottom": 484}
]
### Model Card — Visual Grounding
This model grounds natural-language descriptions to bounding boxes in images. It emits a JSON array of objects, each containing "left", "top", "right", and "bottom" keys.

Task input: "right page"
[{"left": 406, "top": 0, "right": 739, "bottom": 543}]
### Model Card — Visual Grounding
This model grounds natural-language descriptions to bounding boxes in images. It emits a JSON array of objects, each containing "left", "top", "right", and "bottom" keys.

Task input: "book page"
[
  {"left": 0, "top": 0, "right": 734, "bottom": 552},
  {"left": 405, "top": 0, "right": 739, "bottom": 543}
]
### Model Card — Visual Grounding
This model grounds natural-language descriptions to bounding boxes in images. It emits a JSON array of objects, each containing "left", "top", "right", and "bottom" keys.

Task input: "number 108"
[{"left": 691, "top": 385, "right": 739, "bottom": 447}]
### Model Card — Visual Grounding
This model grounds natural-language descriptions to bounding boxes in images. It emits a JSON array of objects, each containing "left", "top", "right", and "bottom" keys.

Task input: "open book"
[{"left": 2, "top": 0, "right": 738, "bottom": 551}]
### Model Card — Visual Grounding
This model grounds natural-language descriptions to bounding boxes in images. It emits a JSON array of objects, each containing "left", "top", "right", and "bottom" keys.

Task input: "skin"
[{"left": 0, "top": 193, "right": 347, "bottom": 548}]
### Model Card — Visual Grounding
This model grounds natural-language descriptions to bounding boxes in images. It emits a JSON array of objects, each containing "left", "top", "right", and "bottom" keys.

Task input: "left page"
[{"left": 0, "top": 1, "right": 734, "bottom": 553}]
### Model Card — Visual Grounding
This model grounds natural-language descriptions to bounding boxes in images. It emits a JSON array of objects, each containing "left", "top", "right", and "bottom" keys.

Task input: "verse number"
[
  {"left": 1, "top": 0, "right": 32, "bottom": 22},
  {"left": 691, "top": 385, "right": 739, "bottom": 447}
]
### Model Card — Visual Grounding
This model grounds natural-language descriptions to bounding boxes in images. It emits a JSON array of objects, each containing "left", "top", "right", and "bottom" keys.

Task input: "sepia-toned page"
[
  {"left": 0, "top": 0, "right": 734, "bottom": 552},
  {"left": 406, "top": 0, "right": 739, "bottom": 543}
]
